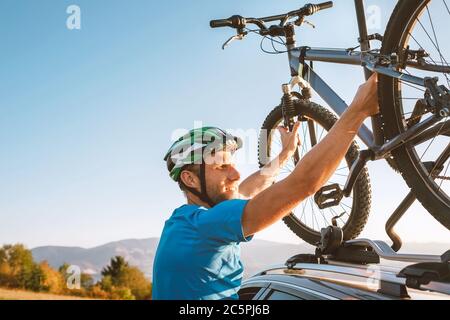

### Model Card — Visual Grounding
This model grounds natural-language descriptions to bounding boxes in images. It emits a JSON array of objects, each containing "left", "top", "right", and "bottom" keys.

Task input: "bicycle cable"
[{"left": 245, "top": 28, "right": 295, "bottom": 55}]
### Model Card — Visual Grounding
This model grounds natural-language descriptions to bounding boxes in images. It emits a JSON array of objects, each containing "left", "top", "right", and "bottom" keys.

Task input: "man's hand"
[
  {"left": 238, "top": 122, "right": 301, "bottom": 199},
  {"left": 349, "top": 73, "right": 380, "bottom": 118},
  {"left": 278, "top": 121, "right": 302, "bottom": 158}
]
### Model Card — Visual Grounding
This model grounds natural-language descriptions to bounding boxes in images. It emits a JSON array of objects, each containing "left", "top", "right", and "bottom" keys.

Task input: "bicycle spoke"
[
  {"left": 321, "top": 209, "right": 329, "bottom": 227},
  {"left": 318, "top": 126, "right": 325, "bottom": 141},
  {"left": 437, "top": 159, "right": 450, "bottom": 192},
  {"left": 311, "top": 198, "right": 320, "bottom": 230},
  {"left": 333, "top": 172, "right": 349, "bottom": 178},
  {"left": 444, "top": 0, "right": 450, "bottom": 15},
  {"left": 308, "top": 197, "right": 317, "bottom": 230},
  {"left": 300, "top": 200, "right": 307, "bottom": 222},
  {"left": 317, "top": 203, "right": 328, "bottom": 228},
  {"left": 415, "top": 17, "right": 450, "bottom": 68},
  {"left": 432, "top": 142, "right": 450, "bottom": 175},
  {"left": 399, "top": 79, "right": 425, "bottom": 92},
  {"left": 301, "top": 122, "right": 308, "bottom": 155},
  {"left": 425, "top": 5, "right": 446, "bottom": 70},
  {"left": 407, "top": 30, "right": 450, "bottom": 73},
  {"left": 419, "top": 117, "right": 449, "bottom": 161},
  {"left": 426, "top": 3, "right": 450, "bottom": 87},
  {"left": 409, "top": 15, "right": 450, "bottom": 86},
  {"left": 339, "top": 204, "right": 351, "bottom": 217}
]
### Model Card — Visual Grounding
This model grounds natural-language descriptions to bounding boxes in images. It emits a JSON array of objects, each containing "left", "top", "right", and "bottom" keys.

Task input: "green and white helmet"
[{"left": 164, "top": 127, "right": 242, "bottom": 182}]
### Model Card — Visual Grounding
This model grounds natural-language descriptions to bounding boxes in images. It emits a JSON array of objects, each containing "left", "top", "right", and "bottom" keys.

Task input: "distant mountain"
[
  {"left": 31, "top": 238, "right": 449, "bottom": 281},
  {"left": 32, "top": 238, "right": 160, "bottom": 281}
]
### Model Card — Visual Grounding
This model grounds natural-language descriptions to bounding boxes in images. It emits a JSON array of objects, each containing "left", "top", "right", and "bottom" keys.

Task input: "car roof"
[
  {"left": 242, "top": 242, "right": 450, "bottom": 300},
  {"left": 244, "top": 263, "right": 449, "bottom": 300}
]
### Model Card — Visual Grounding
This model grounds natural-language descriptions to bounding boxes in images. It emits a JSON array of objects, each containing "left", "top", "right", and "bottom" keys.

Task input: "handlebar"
[
  {"left": 315, "top": 1, "right": 334, "bottom": 12},
  {"left": 210, "top": 2, "right": 333, "bottom": 30},
  {"left": 210, "top": 19, "right": 232, "bottom": 28}
]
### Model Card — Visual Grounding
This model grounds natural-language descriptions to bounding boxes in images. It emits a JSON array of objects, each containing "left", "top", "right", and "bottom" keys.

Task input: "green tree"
[
  {"left": 7, "top": 244, "right": 34, "bottom": 272},
  {"left": 101, "top": 256, "right": 129, "bottom": 285},
  {"left": 0, "top": 244, "right": 45, "bottom": 291},
  {"left": 120, "top": 266, "right": 152, "bottom": 300},
  {"left": 100, "top": 256, "right": 152, "bottom": 300},
  {"left": 110, "top": 287, "right": 135, "bottom": 300},
  {"left": 22, "top": 263, "right": 45, "bottom": 292}
]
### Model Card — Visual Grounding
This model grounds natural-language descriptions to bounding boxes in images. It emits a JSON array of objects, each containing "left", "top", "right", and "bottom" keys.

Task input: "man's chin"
[{"left": 214, "top": 191, "right": 239, "bottom": 204}]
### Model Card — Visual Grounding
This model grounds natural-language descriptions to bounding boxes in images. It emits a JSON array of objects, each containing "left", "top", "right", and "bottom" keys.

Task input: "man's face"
[{"left": 203, "top": 150, "right": 241, "bottom": 204}]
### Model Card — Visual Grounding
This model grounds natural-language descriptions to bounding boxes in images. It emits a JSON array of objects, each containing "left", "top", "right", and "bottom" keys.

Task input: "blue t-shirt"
[{"left": 152, "top": 199, "right": 252, "bottom": 300}]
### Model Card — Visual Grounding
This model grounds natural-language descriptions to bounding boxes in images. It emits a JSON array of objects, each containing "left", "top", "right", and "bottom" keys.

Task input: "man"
[{"left": 153, "top": 74, "right": 379, "bottom": 300}]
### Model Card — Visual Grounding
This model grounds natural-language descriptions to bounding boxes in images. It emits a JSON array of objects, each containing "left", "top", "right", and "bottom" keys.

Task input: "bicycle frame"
[{"left": 288, "top": 47, "right": 433, "bottom": 150}]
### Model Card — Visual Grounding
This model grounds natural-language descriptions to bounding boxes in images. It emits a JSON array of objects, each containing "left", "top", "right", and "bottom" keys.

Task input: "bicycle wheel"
[
  {"left": 379, "top": 0, "right": 450, "bottom": 229},
  {"left": 258, "top": 100, "right": 372, "bottom": 245}
]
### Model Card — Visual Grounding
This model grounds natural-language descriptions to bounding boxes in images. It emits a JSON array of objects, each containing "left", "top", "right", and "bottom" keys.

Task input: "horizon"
[{"left": 6, "top": 236, "right": 449, "bottom": 251}]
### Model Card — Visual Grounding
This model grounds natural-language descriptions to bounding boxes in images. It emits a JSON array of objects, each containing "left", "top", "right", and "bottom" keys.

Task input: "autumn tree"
[
  {"left": 0, "top": 244, "right": 45, "bottom": 291},
  {"left": 39, "top": 261, "right": 65, "bottom": 293}
]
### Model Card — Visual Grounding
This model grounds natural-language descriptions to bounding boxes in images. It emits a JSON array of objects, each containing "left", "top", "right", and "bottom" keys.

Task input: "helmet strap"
[{"left": 180, "top": 162, "right": 216, "bottom": 208}]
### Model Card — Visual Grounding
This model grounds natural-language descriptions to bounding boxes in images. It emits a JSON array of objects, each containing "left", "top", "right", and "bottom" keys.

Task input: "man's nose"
[{"left": 228, "top": 166, "right": 240, "bottom": 181}]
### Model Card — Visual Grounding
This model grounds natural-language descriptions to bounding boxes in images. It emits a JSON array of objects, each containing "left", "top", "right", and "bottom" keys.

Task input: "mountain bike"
[{"left": 210, "top": 0, "right": 450, "bottom": 245}]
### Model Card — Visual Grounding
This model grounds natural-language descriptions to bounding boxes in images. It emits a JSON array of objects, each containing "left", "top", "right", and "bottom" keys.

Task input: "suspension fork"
[{"left": 281, "top": 84, "right": 301, "bottom": 164}]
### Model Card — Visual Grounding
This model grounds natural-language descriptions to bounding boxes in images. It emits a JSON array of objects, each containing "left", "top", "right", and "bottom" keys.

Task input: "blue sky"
[{"left": 0, "top": 0, "right": 448, "bottom": 248}]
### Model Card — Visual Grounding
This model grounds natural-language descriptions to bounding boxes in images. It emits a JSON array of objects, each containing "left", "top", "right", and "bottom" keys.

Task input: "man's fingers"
[
  {"left": 293, "top": 121, "right": 301, "bottom": 134},
  {"left": 277, "top": 126, "right": 287, "bottom": 134}
]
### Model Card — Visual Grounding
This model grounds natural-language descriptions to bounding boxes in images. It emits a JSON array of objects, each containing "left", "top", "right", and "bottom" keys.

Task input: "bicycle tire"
[
  {"left": 258, "top": 100, "right": 372, "bottom": 245},
  {"left": 379, "top": 0, "right": 450, "bottom": 229}
]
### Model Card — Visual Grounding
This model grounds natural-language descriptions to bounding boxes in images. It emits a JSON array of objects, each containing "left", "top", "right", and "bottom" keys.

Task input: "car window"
[
  {"left": 265, "top": 289, "right": 304, "bottom": 300},
  {"left": 238, "top": 287, "right": 266, "bottom": 300}
]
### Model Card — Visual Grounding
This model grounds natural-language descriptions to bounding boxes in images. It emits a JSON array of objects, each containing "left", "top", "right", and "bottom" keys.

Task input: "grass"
[{"left": 0, "top": 287, "right": 97, "bottom": 300}]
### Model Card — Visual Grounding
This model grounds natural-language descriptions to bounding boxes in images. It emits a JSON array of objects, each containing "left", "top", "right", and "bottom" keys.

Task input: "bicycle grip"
[
  {"left": 210, "top": 18, "right": 232, "bottom": 28},
  {"left": 317, "top": 1, "right": 333, "bottom": 11}
]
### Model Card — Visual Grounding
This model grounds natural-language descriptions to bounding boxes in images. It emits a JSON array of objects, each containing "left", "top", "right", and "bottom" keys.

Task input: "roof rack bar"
[
  {"left": 257, "top": 263, "right": 450, "bottom": 295},
  {"left": 260, "top": 263, "right": 404, "bottom": 285},
  {"left": 344, "top": 239, "right": 444, "bottom": 263}
]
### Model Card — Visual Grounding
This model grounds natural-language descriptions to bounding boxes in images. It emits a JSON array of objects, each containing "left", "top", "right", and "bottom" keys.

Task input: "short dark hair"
[{"left": 177, "top": 164, "right": 201, "bottom": 192}]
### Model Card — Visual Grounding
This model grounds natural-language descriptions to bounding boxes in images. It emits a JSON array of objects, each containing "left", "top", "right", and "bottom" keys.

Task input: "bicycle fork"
[{"left": 281, "top": 84, "right": 301, "bottom": 164}]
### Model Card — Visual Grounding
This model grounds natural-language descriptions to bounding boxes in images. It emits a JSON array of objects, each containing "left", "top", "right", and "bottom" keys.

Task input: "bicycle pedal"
[{"left": 314, "top": 183, "right": 344, "bottom": 209}]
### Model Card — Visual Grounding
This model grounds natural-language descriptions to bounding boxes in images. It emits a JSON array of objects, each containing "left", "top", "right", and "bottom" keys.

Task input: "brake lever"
[
  {"left": 294, "top": 17, "right": 315, "bottom": 28},
  {"left": 303, "top": 20, "right": 316, "bottom": 28},
  {"left": 222, "top": 32, "right": 247, "bottom": 50}
]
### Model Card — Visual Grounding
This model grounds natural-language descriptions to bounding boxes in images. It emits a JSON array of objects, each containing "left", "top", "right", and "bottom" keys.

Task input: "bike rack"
[
  {"left": 385, "top": 191, "right": 416, "bottom": 252},
  {"left": 344, "top": 238, "right": 444, "bottom": 263},
  {"left": 385, "top": 162, "right": 442, "bottom": 252}
]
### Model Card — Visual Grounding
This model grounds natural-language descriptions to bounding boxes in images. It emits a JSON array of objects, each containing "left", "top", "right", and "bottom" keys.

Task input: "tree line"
[{"left": 0, "top": 244, "right": 152, "bottom": 300}]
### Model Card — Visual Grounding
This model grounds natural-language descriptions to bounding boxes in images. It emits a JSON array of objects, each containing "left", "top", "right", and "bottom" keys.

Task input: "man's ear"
[{"left": 180, "top": 170, "right": 199, "bottom": 189}]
